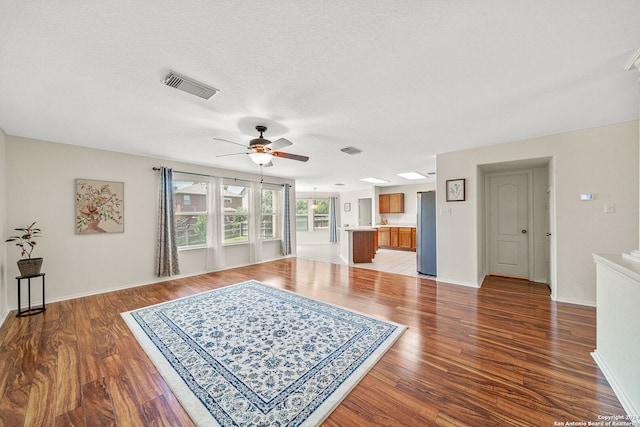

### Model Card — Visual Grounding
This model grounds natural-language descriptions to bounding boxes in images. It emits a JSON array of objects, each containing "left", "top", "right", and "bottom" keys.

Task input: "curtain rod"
[{"left": 152, "top": 167, "right": 290, "bottom": 187}]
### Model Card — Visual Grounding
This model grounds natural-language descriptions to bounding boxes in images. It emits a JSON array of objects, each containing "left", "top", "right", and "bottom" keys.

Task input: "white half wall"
[
  {"left": 0, "top": 128, "right": 7, "bottom": 322},
  {"left": 437, "top": 121, "right": 639, "bottom": 304},
  {"left": 4, "top": 136, "right": 295, "bottom": 307}
]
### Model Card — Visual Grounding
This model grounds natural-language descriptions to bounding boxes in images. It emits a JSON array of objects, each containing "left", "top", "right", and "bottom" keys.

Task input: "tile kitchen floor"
[{"left": 296, "top": 243, "right": 432, "bottom": 278}]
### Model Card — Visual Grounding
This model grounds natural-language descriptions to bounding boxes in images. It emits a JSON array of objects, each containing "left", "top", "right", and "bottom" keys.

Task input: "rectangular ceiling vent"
[
  {"left": 163, "top": 71, "right": 219, "bottom": 100},
  {"left": 340, "top": 146, "right": 363, "bottom": 155}
]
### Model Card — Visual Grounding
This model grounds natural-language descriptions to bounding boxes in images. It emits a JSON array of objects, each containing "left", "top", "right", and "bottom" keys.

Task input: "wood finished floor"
[{"left": 0, "top": 258, "right": 624, "bottom": 426}]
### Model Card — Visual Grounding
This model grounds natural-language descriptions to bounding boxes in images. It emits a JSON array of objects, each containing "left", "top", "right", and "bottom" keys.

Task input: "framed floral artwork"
[
  {"left": 75, "top": 179, "right": 124, "bottom": 234},
  {"left": 446, "top": 178, "right": 466, "bottom": 202}
]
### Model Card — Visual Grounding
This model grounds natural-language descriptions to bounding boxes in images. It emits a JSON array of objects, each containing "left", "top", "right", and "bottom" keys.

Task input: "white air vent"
[
  {"left": 163, "top": 71, "right": 219, "bottom": 99},
  {"left": 340, "top": 146, "right": 362, "bottom": 155}
]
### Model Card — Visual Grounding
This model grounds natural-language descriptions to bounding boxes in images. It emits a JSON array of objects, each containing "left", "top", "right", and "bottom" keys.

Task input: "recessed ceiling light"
[
  {"left": 360, "top": 177, "right": 390, "bottom": 184},
  {"left": 397, "top": 172, "right": 428, "bottom": 180}
]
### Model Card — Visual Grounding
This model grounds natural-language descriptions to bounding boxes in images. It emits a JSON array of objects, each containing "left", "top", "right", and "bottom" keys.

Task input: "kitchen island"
[{"left": 340, "top": 227, "right": 376, "bottom": 264}]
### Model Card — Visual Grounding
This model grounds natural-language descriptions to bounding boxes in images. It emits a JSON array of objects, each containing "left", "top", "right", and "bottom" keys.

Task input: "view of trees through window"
[
  {"left": 173, "top": 179, "right": 284, "bottom": 247},
  {"left": 296, "top": 198, "right": 329, "bottom": 231},
  {"left": 313, "top": 199, "right": 330, "bottom": 229},
  {"left": 261, "top": 188, "right": 280, "bottom": 239}
]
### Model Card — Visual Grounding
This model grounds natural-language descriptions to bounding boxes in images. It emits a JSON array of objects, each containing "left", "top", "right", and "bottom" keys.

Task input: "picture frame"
[
  {"left": 446, "top": 178, "right": 466, "bottom": 202},
  {"left": 75, "top": 179, "right": 124, "bottom": 234},
  {"left": 344, "top": 202, "right": 351, "bottom": 212}
]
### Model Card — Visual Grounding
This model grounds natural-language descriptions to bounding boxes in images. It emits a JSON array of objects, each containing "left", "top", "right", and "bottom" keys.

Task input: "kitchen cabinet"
[
  {"left": 379, "top": 193, "right": 404, "bottom": 214},
  {"left": 398, "top": 227, "right": 413, "bottom": 249},
  {"left": 378, "top": 227, "right": 390, "bottom": 247},
  {"left": 377, "top": 226, "right": 416, "bottom": 251},
  {"left": 390, "top": 227, "right": 399, "bottom": 247}
]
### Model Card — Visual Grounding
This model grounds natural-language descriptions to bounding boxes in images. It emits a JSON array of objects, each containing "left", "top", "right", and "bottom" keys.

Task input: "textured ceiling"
[{"left": 1, "top": 1, "right": 639, "bottom": 191}]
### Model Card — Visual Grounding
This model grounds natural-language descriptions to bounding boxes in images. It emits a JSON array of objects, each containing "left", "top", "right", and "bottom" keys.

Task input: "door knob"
[
  {"left": 546, "top": 232, "right": 552, "bottom": 237},
  {"left": 521, "top": 230, "right": 527, "bottom": 234}
]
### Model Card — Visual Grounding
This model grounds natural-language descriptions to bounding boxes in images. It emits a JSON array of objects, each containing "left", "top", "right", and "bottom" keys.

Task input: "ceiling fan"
[{"left": 213, "top": 125, "right": 309, "bottom": 167}]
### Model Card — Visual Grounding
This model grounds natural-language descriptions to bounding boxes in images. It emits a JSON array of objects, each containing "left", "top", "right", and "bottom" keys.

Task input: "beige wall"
[
  {"left": 436, "top": 120, "right": 639, "bottom": 305},
  {"left": 4, "top": 136, "right": 295, "bottom": 309}
]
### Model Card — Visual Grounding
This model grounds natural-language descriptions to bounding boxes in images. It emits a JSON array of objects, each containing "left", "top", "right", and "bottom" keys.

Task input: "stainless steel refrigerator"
[{"left": 417, "top": 191, "right": 437, "bottom": 276}]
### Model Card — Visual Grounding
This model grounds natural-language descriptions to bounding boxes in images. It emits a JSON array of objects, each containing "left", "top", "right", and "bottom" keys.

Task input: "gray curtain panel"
[
  {"left": 156, "top": 167, "right": 180, "bottom": 276},
  {"left": 329, "top": 196, "right": 338, "bottom": 243},
  {"left": 281, "top": 184, "right": 292, "bottom": 255}
]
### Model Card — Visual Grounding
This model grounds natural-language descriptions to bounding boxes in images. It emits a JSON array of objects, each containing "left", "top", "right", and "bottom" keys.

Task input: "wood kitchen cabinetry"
[
  {"left": 352, "top": 230, "right": 376, "bottom": 263},
  {"left": 378, "top": 227, "right": 390, "bottom": 247},
  {"left": 377, "top": 226, "right": 416, "bottom": 251},
  {"left": 379, "top": 193, "right": 404, "bottom": 213},
  {"left": 398, "top": 227, "right": 413, "bottom": 249}
]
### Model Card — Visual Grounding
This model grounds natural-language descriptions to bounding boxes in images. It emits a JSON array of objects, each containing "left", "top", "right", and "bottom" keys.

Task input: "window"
[
  {"left": 313, "top": 199, "right": 330, "bottom": 230},
  {"left": 174, "top": 178, "right": 208, "bottom": 248},
  {"left": 296, "top": 200, "right": 308, "bottom": 231},
  {"left": 223, "top": 185, "right": 250, "bottom": 243},
  {"left": 261, "top": 188, "right": 282, "bottom": 239}
]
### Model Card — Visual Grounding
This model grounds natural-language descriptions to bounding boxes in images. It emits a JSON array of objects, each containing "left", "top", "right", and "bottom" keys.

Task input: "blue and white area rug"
[{"left": 121, "top": 280, "right": 406, "bottom": 426}]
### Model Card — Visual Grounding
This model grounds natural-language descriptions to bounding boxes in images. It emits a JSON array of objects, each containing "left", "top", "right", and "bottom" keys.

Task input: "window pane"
[
  {"left": 296, "top": 215, "right": 308, "bottom": 231},
  {"left": 313, "top": 199, "right": 329, "bottom": 214},
  {"left": 312, "top": 198, "right": 330, "bottom": 230},
  {"left": 296, "top": 200, "right": 308, "bottom": 214},
  {"left": 223, "top": 185, "right": 249, "bottom": 211},
  {"left": 261, "top": 214, "right": 274, "bottom": 238},
  {"left": 261, "top": 189, "right": 274, "bottom": 213},
  {"left": 174, "top": 178, "right": 208, "bottom": 248},
  {"left": 223, "top": 185, "right": 250, "bottom": 243},
  {"left": 176, "top": 214, "right": 207, "bottom": 246},
  {"left": 224, "top": 214, "right": 249, "bottom": 242},
  {"left": 174, "top": 180, "right": 208, "bottom": 213},
  {"left": 313, "top": 215, "right": 329, "bottom": 230}
]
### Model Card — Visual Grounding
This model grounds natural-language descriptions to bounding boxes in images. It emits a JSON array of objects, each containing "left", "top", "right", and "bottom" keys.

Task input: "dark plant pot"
[{"left": 17, "top": 257, "right": 43, "bottom": 277}]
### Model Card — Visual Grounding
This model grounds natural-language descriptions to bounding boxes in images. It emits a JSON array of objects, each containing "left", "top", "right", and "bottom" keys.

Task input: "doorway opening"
[{"left": 480, "top": 157, "right": 555, "bottom": 298}]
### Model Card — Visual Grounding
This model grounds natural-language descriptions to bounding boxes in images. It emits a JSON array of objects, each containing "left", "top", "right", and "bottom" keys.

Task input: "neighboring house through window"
[
  {"left": 223, "top": 185, "right": 250, "bottom": 243},
  {"left": 174, "top": 177, "right": 208, "bottom": 248}
]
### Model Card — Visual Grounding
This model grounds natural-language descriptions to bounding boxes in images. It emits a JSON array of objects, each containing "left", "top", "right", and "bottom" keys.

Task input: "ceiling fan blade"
[
  {"left": 216, "top": 152, "right": 247, "bottom": 157},
  {"left": 266, "top": 138, "right": 293, "bottom": 150},
  {"left": 212, "top": 137, "right": 248, "bottom": 148},
  {"left": 272, "top": 151, "right": 309, "bottom": 162}
]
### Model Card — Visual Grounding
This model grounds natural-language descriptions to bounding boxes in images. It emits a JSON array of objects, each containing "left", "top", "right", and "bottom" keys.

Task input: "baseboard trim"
[
  {"left": 591, "top": 350, "right": 640, "bottom": 425},
  {"left": 554, "top": 296, "right": 596, "bottom": 307},
  {"left": 6, "top": 256, "right": 295, "bottom": 311},
  {"left": 435, "top": 277, "right": 481, "bottom": 288}
]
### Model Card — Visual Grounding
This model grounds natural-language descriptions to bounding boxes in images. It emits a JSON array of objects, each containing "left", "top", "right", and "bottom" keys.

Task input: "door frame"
[
  {"left": 479, "top": 157, "right": 556, "bottom": 299},
  {"left": 484, "top": 169, "right": 535, "bottom": 281}
]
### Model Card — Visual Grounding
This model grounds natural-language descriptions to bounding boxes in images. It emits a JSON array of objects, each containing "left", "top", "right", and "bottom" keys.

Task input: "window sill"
[{"left": 178, "top": 245, "right": 207, "bottom": 252}]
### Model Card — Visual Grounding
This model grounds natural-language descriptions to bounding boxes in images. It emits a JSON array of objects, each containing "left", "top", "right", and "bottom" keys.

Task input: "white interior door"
[{"left": 488, "top": 173, "right": 530, "bottom": 279}]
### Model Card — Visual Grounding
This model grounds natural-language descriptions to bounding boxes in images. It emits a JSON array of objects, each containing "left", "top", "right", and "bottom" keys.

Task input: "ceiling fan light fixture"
[{"left": 248, "top": 151, "right": 273, "bottom": 166}]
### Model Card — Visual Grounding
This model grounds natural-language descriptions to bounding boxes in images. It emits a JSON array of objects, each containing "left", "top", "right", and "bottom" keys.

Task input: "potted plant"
[{"left": 5, "top": 222, "right": 43, "bottom": 277}]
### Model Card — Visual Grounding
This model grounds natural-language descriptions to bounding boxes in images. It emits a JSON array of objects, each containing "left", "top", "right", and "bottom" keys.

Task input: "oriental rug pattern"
[{"left": 121, "top": 280, "right": 406, "bottom": 426}]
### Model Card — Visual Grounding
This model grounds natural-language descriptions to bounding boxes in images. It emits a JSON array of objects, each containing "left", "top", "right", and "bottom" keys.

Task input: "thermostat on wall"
[{"left": 580, "top": 194, "right": 593, "bottom": 201}]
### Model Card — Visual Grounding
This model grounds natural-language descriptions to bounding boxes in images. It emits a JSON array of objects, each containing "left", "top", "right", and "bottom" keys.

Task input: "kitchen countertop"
[{"left": 375, "top": 224, "right": 417, "bottom": 228}]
